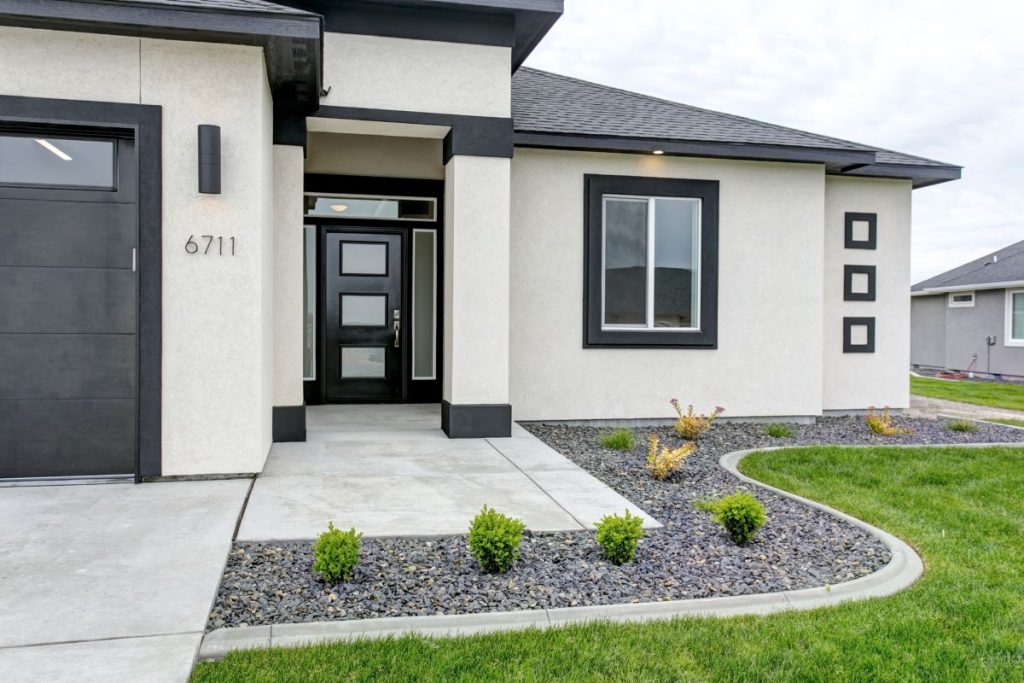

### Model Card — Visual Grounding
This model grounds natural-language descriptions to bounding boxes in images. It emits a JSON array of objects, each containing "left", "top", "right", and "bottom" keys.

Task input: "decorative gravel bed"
[{"left": 208, "top": 416, "right": 1024, "bottom": 629}]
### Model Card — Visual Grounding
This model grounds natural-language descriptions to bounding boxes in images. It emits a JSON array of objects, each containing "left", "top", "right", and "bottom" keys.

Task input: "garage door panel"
[
  {"left": 0, "top": 399, "right": 135, "bottom": 478},
  {"left": 0, "top": 333, "right": 135, "bottom": 400},
  {"left": 0, "top": 199, "right": 136, "bottom": 269},
  {"left": 0, "top": 267, "right": 134, "bottom": 334}
]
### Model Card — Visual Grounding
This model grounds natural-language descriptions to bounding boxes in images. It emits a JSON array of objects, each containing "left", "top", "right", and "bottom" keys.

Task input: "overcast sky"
[{"left": 524, "top": 0, "right": 1024, "bottom": 283}]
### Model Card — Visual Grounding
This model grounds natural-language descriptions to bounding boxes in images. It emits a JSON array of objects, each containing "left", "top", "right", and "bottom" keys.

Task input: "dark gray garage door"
[{"left": 0, "top": 130, "right": 138, "bottom": 478}]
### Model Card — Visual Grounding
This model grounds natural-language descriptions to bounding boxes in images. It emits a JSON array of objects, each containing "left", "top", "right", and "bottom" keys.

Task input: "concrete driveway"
[{"left": 0, "top": 479, "right": 248, "bottom": 683}]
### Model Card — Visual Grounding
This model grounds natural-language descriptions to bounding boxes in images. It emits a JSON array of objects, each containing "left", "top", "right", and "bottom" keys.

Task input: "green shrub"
[
  {"left": 703, "top": 492, "right": 766, "bottom": 545},
  {"left": 946, "top": 419, "right": 978, "bottom": 433},
  {"left": 594, "top": 510, "right": 645, "bottom": 565},
  {"left": 600, "top": 428, "right": 636, "bottom": 451},
  {"left": 312, "top": 521, "right": 362, "bottom": 583},
  {"left": 763, "top": 423, "right": 794, "bottom": 438},
  {"left": 468, "top": 505, "right": 526, "bottom": 573}
]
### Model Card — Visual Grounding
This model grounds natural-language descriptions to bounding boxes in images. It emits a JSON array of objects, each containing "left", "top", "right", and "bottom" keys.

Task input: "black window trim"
[{"left": 584, "top": 174, "right": 719, "bottom": 349}]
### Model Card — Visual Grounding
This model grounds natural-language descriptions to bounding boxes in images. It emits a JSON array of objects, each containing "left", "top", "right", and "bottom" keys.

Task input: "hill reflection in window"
[{"left": 603, "top": 195, "right": 699, "bottom": 331}]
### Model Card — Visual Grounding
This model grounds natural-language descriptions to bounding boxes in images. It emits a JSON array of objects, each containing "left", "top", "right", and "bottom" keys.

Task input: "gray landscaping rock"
[{"left": 207, "top": 417, "right": 1024, "bottom": 629}]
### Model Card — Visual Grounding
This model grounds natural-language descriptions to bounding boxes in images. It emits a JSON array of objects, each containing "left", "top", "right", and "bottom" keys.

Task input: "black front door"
[{"left": 324, "top": 231, "right": 404, "bottom": 401}]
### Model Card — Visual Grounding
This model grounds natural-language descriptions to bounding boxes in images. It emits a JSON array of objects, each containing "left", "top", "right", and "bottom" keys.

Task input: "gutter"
[{"left": 912, "top": 280, "right": 1024, "bottom": 296}]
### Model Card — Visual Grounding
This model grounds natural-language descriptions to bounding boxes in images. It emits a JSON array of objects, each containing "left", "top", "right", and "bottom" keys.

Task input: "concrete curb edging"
[{"left": 199, "top": 445, "right": 937, "bottom": 661}]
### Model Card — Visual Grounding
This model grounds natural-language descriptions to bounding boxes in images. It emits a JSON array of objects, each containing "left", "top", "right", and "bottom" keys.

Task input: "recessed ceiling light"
[
  {"left": 34, "top": 138, "right": 72, "bottom": 161},
  {"left": 652, "top": 150, "right": 665, "bottom": 155},
  {"left": 330, "top": 204, "right": 348, "bottom": 212}
]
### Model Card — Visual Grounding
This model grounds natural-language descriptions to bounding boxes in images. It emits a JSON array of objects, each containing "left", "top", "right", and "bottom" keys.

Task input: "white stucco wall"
[
  {"left": 823, "top": 177, "right": 913, "bottom": 410},
  {"left": 0, "top": 27, "right": 276, "bottom": 475},
  {"left": 305, "top": 133, "right": 444, "bottom": 179},
  {"left": 509, "top": 149, "right": 827, "bottom": 420},
  {"left": 320, "top": 33, "right": 511, "bottom": 117},
  {"left": 273, "top": 146, "right": 306, "bottom": 407},
  {"left": 444, "top": 156, "right": 511, "bottom": 405}
]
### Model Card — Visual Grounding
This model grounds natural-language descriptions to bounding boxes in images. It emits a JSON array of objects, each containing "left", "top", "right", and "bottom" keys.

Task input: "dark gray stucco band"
[
  {"left": 442, "top": 401, "right": 512, "bottom": 438},
  {"left": 313, "top": 106, "right": 514, "bottom": 161}
]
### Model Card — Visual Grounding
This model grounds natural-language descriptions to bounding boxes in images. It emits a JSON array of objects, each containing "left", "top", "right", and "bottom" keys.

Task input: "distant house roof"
[
  {"left": 912, "top": 240, "right": 1024, "bottom": 293},
  {"left": 512, "top": 68, "right": 961, "bottom": 189}
]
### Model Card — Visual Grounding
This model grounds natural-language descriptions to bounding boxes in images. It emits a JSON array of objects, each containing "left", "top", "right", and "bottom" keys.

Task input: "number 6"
[{"left": 185, "top": 235, "right": 198, "bottom": 254}]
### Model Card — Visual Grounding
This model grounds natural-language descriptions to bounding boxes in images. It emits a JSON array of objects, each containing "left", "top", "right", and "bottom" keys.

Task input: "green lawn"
[
  {"left": 986, "top": 417, "right": 1024, "bottom": 429},
  {"left": 192, "top": 446, "right": 1024, "bottom": 683},
  {"left": 910, "top": 375, "right": 1024, "bottom": 412}
]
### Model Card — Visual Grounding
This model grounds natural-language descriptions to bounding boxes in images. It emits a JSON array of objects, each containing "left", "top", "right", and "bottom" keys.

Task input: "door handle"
[{"left": 393, "top": 320, "right": 400, "bottom": 348}]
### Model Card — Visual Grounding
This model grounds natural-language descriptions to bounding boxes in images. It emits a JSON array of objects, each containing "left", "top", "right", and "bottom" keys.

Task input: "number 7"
[{"left": 202, "top": 235, "right": 213, "bottom": 254}]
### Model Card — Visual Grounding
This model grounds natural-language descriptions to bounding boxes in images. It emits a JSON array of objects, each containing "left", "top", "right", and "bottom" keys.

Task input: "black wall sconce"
[{"left": 198, "top": 124, "right": 221, "bottom": 194}]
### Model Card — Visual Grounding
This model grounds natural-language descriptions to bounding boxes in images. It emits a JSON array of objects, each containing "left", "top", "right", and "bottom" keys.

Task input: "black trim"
[
  {"left": 0, "top": 0, "right": 323, "bottom": 112},
  {"left": 314, "top": 106, "right": 513, "bottom": 160},
  {"left": 272, "top": 405, "right": 307, "bottom": 442},
  {"left": 844, "top": 212, "right": 877, "bottom": 249},
  {"left": 283, "top": 0, "right": 562, "bottom": 70},
  {"left": 843, "top": 265, "right": 876, "bottom": 302},
  {"left": 441, "top": 401, "right": 511, "bottom": 438},
  {"left": 274, "top": 110, "right": 307, "bottom": 148},
  {"left": 583, "top": 174, "right": 718, "bottom": 349},
  {"left": 516, "top": 132, "right": 877, "bottom": 167},
  {"left": 304, "top": 175, "right": 445, "bottom": 405},
  {"left": 840, "top": 162, "right": 962, "bottom": 189},
  {"left": 0, "top": 94, "right": 162, "bottom": 480},
  {"left": 843, "top": 317, "right": 875, "bottom": 353}
]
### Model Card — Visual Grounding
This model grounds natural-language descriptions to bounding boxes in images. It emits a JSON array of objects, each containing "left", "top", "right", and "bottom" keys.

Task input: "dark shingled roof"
[
  {"left": 512, "top": 68, "right": 960, "bottom": 186},
  {"left": 114, "top": 0, "right": 313, "bottom": 15},
  {"left": 912, "top": 240, "right": 1024, "bottom": 292}
]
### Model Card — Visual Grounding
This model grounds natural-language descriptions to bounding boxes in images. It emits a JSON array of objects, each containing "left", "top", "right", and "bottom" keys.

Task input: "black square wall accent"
[
  {"left": 844, "top": 212, "right": 877, "bottom": 249},
  {"left": 843, "top": 317, "right": 875, "bottom": 353},
  {"left": 843, "top": 265, "right": 877, "bottom": 301}
]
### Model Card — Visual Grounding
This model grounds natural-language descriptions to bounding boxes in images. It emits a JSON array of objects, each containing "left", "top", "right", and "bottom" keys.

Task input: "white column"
[
  {"left": 272, "top": 145, "right": 306, "bottom": 425},
  {"left": 442, "top": 155, "right": 512, "bottom": 436}
]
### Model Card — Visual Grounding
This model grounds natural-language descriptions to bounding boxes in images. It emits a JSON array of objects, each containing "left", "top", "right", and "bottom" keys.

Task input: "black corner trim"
[
  {"left": 273, "top": 405, "right": 307, "bottom": 442},
  {"left": 583, "top": 174, "right": 718, "bottom": 349},
  {"left": 442, "top": 401, "right": 511, "bottom": 438},
  {"left": 844, "top": 212, "right": 877, "bottom": 249},
  {"left": 843, "top": 317, "right": 876, "bottom": 353},
  {"left": 843, "top": 264, "right": 877, "bottom": 302},
  {"left": 0, "top": 94, "right": 164, "bottom": 480},
  {"left": 314, "top": 106, "right": 513, "bottom": 160},
  {"left": 273, "top": 109, "right": 308, "bottom": 148}
]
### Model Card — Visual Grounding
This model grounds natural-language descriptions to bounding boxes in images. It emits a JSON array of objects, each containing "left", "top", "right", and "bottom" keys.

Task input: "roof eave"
[
  {"left": 839, "top": 162, "right": 963, "bottom": 189},
  {"left": 513, "top": 131, "right": 878, "bottom": 166},
  {"left": 912, "top": 280, "right": 1024, "bottom": 295},
  {"left": 0, "top": 0, "right": 323, "bottom": 112}
]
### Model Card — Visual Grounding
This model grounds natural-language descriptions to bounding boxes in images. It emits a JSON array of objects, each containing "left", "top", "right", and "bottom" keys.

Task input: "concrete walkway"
[
  {"left": 237, "top": 404, "right": 657, "bottom": 540},
  {"left": 908, "top": 394, "right": 1024, "bottom": 422},
  {"left": 0, "top": 479, "right": 249, "bottom": 683}
]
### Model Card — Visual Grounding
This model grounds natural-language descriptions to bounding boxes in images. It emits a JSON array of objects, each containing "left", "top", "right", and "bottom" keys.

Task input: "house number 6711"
[{"left": 185, "top": 234, "right": 236, "bottom": 256}]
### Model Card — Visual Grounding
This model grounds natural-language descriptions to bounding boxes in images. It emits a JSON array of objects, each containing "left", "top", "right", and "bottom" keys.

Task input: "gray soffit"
[
  {"left": 0, "top": 0, "right": 323, "bottom": 111},
  {"left": 512, "top": 68, "right": 962, "bottom": 188},
  {"left": 912, "top": 239, "right": 1024, "bottom": 292}
]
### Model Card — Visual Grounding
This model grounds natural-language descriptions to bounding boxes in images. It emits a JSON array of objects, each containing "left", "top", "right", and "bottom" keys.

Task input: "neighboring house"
[
  {"left": 911, "top": 240, "right": 1024, "bottom": 378},
  {"left": 0, "top": 0, "right": 961, "bottom": 481}
]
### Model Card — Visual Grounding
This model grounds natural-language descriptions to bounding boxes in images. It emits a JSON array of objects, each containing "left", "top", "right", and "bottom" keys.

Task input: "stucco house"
[
  {"left": 911, "top": 240, "right": 1024, "bottom": 378},
  {"left": 0, "top": 0, "right": 961, "bottom": 481}
]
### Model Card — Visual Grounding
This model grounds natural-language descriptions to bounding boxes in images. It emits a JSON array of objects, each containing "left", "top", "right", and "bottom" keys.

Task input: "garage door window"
[{"left": 0, "top": 134, "right": 116, "bottom": 189}]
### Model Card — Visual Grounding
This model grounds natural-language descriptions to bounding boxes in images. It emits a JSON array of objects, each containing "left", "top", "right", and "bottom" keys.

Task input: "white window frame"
[
  {"left": 600, "top": 194, "right": 702, "bottom": 332},
  {"left": 948, "top": 291, "right": 975, "bottom": 308},
  {"left": 1006, "top": 288, "right": 1024, "bottom": 347}
]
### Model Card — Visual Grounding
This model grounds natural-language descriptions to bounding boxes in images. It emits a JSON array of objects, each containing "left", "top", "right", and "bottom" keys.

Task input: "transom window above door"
[
  {"left": 304, "top": 193, "right": 436, "bottom": 221},
  {"left": 584, "top": 175, "right": 719, "bottom": 348}
]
